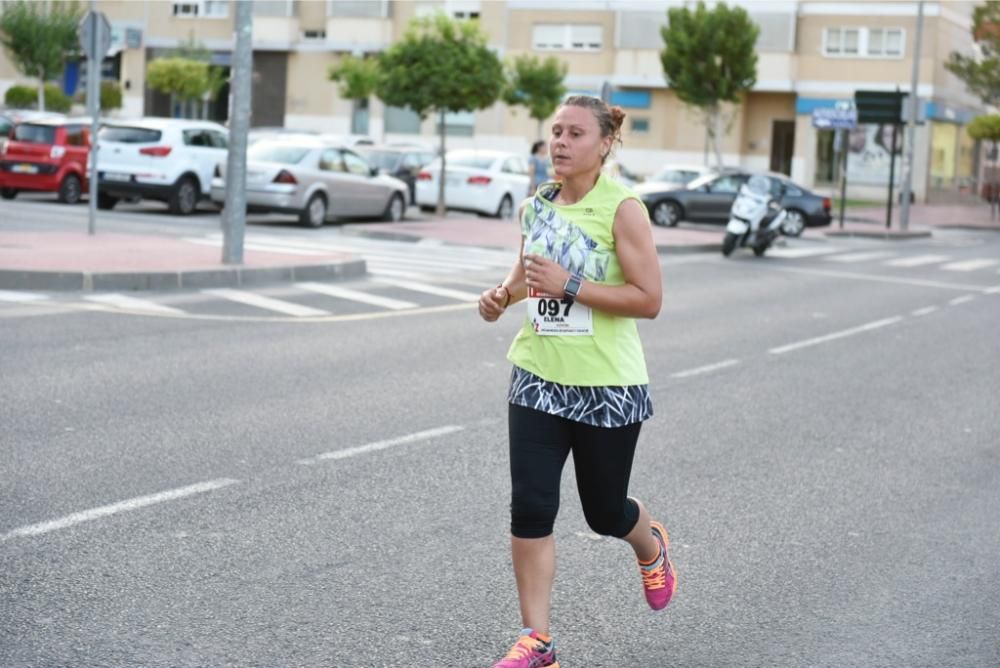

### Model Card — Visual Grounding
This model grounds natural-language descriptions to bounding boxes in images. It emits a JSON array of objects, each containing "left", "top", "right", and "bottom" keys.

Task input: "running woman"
[{"left": 478, "top": 95, "right": 677, "bottom": 668}]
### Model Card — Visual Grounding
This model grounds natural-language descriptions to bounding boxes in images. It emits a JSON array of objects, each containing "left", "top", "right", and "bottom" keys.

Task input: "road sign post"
[
  {"left": 855, "top": 90, "right": 906, "bottom": 230},
  {"left": 79, "top": 8, "right": 111, "bottom": 236},
  {"left": 812, "top": 105, "right": 856, "bottom": 230}
]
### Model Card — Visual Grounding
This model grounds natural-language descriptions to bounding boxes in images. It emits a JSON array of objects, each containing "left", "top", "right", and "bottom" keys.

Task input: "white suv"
[{"left": 96, "top": 118, "right": 228, "bottom": 215}]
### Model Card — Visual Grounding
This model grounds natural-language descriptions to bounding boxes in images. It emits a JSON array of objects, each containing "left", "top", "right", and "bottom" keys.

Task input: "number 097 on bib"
[{"left": 527, "top": 287, "right": 593, "bottom": 336}]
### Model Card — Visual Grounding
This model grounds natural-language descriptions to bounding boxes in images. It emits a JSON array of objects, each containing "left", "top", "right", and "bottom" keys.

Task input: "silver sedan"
[{"left": 210, "top": 139, "right": 409, "bottom": 227}]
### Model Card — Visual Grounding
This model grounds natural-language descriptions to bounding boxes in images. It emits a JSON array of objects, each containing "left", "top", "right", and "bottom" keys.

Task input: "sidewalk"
[{"left": 2, "top": 202, "right": 994, "bottom": 292}]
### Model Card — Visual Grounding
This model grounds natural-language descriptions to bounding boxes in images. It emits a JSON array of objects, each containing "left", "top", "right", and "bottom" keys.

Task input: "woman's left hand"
[{"left": 523, "top": 254, "right": 571, "bottom": 298}]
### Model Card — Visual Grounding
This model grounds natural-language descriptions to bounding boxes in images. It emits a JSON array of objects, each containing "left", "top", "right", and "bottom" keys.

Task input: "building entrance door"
[{"left": 770, "top": 120, "right": 795, "bottom": 175}]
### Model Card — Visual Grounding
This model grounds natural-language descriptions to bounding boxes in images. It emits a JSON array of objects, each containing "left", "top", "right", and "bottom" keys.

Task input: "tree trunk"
[
  {"left": 436, "top": 109, "right": 447, "bottom": 217},
  {"left": 706, "top": 106, "right": 724, "bottom": 171},
  {"left": 37, "top": 79, "right": 45, "bottom": 112}
]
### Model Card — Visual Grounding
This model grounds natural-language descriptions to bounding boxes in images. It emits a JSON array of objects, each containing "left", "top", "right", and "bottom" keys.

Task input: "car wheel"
[
  {"left": 97, "top": 193, "right": 118, "bottom": 210},
  {"left": 781, "top": 209, "right": 806, "bottom": 237},
  {"left": 495, "top": 194, "right": 514, "bottom": 219},
  {"left": 0, "top": 187, "right": 17, "bottom": 200},
  {"left": 652, "top": 200, "right": 681, "bottom": 227},
  {"left": 300, "top": 193, "right": 327, "bottom": 228},
  {"left": 169, "top": 176, "right": 199, "bottom": 215},
  {"left": 57, "top": 173, "right": 82, "bottom": 204},
  {"left": 722, "top": 232, "right": 738, "bottom": 257},
  {"left": 382, "top": 193, "right": 405, "bottom": 222}
]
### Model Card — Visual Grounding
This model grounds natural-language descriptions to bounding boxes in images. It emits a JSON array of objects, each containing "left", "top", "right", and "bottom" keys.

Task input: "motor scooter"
[{"left": 721, "top": 175, "right": 787, "bottom": 257}]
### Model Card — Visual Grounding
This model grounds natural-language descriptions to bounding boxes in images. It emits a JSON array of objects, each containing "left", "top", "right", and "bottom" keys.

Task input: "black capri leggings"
[{"left": 508, "top": 403, "right": 642, "bottom": 539}]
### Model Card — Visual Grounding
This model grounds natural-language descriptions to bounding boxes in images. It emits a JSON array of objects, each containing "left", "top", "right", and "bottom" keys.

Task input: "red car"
[{"left": 0, "top": 117, "right": 91, "bottom": 204}]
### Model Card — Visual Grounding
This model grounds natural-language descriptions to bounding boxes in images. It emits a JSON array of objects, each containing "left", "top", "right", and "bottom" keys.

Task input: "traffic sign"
[
  {"left": 855, "top": 90, "right": 905, "bottom": 125},
  {"left": 79, "top": 11, "right": 112, "bottom": 61},
  {"left": 811, "top": 106, "right": 857, "bottom": 130}
]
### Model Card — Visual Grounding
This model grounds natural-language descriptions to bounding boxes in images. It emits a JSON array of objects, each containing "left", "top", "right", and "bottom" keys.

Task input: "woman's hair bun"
[{"left": 609, "top": 106, "right": 627, "bottom": 132}]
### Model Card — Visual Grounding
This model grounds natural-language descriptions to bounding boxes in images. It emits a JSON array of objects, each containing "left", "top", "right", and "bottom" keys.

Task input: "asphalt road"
[{"left": 2, "top": 228, "right": 999, "bottom": 667}]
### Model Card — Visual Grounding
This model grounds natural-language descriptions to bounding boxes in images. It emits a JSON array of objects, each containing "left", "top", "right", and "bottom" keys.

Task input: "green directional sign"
[{"left": 854, "top": 90, "right": 904, "bottom": 125}]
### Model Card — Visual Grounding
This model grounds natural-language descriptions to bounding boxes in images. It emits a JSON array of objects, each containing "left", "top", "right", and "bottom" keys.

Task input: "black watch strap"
[{"left": 563, "top": 273, "right": 583, "bottom": 301}]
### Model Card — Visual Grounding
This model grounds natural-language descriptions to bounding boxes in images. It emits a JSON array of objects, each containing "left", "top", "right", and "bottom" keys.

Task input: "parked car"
[
  {"left": 96, "top": 118, "right": 228, "bottom": 215},
  {"left": 209, "top": 138, "right": 409, "bottom": 227},
  {"left": 248, "top": 127, "right": 375, "bottom": 148},
  {"left": 636, "top": 170, "right": 831, "bottom": 235},
  {"left": 602, "top": 159, "right": 642, "bottom": 188},
  {"left": 0, "top": 116, "right": 92, "bottom": 203},
  {"left": 415, "top": 150, "right": 530, "bottom": 218},
  {"left": 355, "top": 144, "right": 436, "bottom": 204}
]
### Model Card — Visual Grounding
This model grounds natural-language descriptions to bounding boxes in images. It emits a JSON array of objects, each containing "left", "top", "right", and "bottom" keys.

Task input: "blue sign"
[{"left": 812, "top": 107, "right": 857, "bottom": 130}]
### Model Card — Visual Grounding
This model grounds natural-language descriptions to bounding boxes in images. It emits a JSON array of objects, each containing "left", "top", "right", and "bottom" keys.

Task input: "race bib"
[{"left": 527, "top": 287, "right": 593, "bottom": 336}]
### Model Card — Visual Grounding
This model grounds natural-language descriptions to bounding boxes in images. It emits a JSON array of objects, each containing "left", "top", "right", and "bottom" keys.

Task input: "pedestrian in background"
[
  {"left": 527, "top": 140, "right": 550, "bottom": 196},
  {"left": 479, "top": 95, "right": 677, "bottom": 668}
]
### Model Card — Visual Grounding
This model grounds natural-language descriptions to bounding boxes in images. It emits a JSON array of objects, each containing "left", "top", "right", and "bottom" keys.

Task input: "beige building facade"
[{"left": 0, "top": 0, "right": 986, "bottom": 202}]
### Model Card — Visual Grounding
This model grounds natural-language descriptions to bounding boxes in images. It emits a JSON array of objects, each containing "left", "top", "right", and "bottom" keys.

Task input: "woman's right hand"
[{"left": 479, "top": 285, "right": 509, "bottom": 322}]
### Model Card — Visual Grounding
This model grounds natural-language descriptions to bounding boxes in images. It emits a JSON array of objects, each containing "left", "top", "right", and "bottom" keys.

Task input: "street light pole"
[
  {"left": 900, "top": 0, "right": 925, "bottom": 232},
  {"left": 86, "top": 0, "right": 99, "bottom": 235},
  {"left": 222, "top": 0, "right": 252, "bottom": 265}
]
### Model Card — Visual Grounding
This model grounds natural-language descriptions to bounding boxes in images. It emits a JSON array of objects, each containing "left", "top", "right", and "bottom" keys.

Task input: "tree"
[
  {"left": 660, "top": 1, "right": 758, "bottom": 169},
  {"left": 146, "top": 57, "right": 225, "bottom": 119},
  {"left": 502, "top": 54, "right": 567, "bottom": 140},
  {"left": 328, "top": 54, "right": 380, "bottom": 136},
  {"left": 0, "top": 0, "right": 83, "bottom": 112},
  {"left": 945, "top": 1, "right": 1000, "bottom": 107},
  {"left": 376, "top": 14, "right": 504, "bottom": 216}
]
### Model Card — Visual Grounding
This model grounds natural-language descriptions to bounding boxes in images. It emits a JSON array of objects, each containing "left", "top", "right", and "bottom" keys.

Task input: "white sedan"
[{"left": 415, "top": 149, "right": 530, "bottom": 218}]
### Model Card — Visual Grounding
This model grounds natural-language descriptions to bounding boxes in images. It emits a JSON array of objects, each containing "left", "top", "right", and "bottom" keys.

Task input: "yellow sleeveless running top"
[{"left": 506, "top": 174, "right": 649, "bottom": 387}]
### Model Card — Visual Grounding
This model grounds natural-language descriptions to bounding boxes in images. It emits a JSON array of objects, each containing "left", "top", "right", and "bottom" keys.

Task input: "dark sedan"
[
  {"left": 636, "top": 170, "right": 832, "bottom": 236},
  {"left": 355, "top": 144, "right": 436, "bottom": 204}
]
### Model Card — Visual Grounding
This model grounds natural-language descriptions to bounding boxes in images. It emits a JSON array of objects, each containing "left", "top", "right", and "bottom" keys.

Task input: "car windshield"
[
  {"left": 99, "top": 126, "right": 162, "bottom": 143},
  {"left": 687, "top": 173, "right": 720, "bottom": 190},
  {"left": 447, "top": 154, "right": 495, "bottom": 169},
  {"left": 652, "top": 168, "right": 695, "bottom": 184},
  {"left": 247, "top": 143, "right": 312, "bottom": 164},
  {"left": 13, "top": 124, "right": 56, "bottom": 144},
  {"left": 358, "top": 150, "right": 401, "bottom": 171}
]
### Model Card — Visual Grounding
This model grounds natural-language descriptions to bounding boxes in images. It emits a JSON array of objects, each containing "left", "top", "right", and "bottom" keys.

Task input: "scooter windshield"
[{"left": 746, "top": 175, "right": 772, "bottom": 196}]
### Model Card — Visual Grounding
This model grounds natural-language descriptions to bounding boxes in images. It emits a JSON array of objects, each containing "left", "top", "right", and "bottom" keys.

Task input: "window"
[
  {"left": 172, "top": 1, "right": 228, "bottom": 18},
  {"left": 343, "top": 150, "right": 372, "bottom": 176},
  {"left": 502, "top": 157, "right": 528, "bottom": 175},
  {"left": 533, "top": 24, "right": 602, "bottom": 52},
  {"left": 99, "top": 125, "right": 162, "bottom": 143},
  {"left": 824, "top": 27, "right": 904, "bottom": 57},
  {"left": 869, "top": 28, "right": 904, "bottom": 56},
  {"left": 630, "top": 118, "right": 650, "bottom": 134},
  {"left": 707, "top": 174, "right": 745, "bottom": 194},
  {"left": 385, "top": 106, "right": 421, "bottom": 134},
  {"left": 453, "top": 10, "right": 479, "bottom": 20},
  {"left": 207, "top": 131, "right": 228, "bottom": 149},
  {"left": 14, "top": 124, "right": 56, "bottom": 144},
  {"left": 303, "top": 30, "right": 326, "bottom": 40},
  {"left": 65, "top": 126, "right": 86, "bottom": 146},
  {"left": 319, "top": 149, "right": 345, "bottom": 172},
  {"left": 183, "top": 130, "right": 211, "bottom": 147}
]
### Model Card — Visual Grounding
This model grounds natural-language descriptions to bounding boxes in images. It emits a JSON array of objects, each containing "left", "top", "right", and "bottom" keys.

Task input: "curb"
[
  {"left": 824, "top": 230, "right": 932, "bottom": 240},
  {"left": 0, "top": 259, "right": 367, "bottom": 292}
]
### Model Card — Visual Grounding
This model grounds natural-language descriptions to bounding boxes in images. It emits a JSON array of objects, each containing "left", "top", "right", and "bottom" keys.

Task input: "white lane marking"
[
  {"left": 0, "top": 289, "right": 50, "bottom": 303},
  {"left": 183, "top": 237, "right": 328, "bottom": 256},
  {"left": 986, "top": 285, "right": 1000, "bottom": 294},
  {"left": 84, "top": 294, "right": 184, "bottom": 315},
  {"left": 295, "top": 282, "right": 417, "bottom": 310},
  {"left": 885, "top": 254, "right": 949, "bottom": 267},
  {"left": 670, "top": 359, "right": 741, "bottom": 379},
  {"left": 825, "top": 251, "right": 898, "bottom": 263},
  {"left": 949, "top": 295, "right": 976, "bottom": 306},
  {"left": 940, "top": 258, "right": 1000, "bottom": 272},
  {"left": 247, "top": 233, "right": 513, "bottom": 264},
  {"left": 911, "top": 306, "right": 938, "bottom": 317},
  {"left": 367, "top": 267, "right": 438, "bottom": 280},
  {"left": 374, "top": 278, "right": 480, "bottom": 302},
  {"left": 765, "top": 266, "right": 993, "bottom": 293},
  {"left": 366, "top": 260, "right": 464, "bottom": 275},
  {"left": 766, "top": 246, "right": 842, "bottom": 259},
  {"left": 0, "top": 478, "right": 240, "bottom": 541},
  {"left": 769, "top": 317, "right": 903, "bottom": 355},
  {"left": 202, "top": 288, "right": 330, "bottom": 317},
  {"left": 297, "top": 425, "right": 465, "bottom": 465}
]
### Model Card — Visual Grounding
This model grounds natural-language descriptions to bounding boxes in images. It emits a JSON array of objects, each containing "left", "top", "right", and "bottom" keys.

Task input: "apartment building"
[{"left": 0, "top": 0, "right": 985, "bottom": 202}]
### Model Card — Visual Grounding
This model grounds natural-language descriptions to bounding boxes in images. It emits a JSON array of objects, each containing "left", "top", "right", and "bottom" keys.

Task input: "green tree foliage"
[
  {"left": 328, "top": 54, "right": 379, "bottom": 101},
  {"left": 5, "top": 83, "right": 71, "bottom": 111},
  {"left": 376, "top": 14, "right": 504, "bottom": 215},
  {"left": 502, "top": 54, "right": 567, "bottom": 140},
  {"left": 967, "top": 114, "right": 1000, "bottom": 143},
  {"left": 0, "top": 0, "right": 83, "bottom": 112},
  {"left": 660, "top": 1, "right": 758, "bottom": 168},
  {"left": 945, "top": 1, "right": 1000, "bottom": 107},
  {"left": 146, "top": 57, "right": 225, "bottom": 119}
]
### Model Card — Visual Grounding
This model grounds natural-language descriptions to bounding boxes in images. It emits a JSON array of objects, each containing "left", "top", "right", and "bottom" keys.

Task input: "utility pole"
[
  {"left": 222, "top": 0, "right": 253, "bottom": 265},
  {"left": 899, "top": 0, "right": 925, "bottom": 232}
]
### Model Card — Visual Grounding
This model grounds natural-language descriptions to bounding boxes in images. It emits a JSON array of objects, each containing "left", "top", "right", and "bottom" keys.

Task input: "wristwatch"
[{"left": 563, "top": 273, "right": 583, "bottom": 302}]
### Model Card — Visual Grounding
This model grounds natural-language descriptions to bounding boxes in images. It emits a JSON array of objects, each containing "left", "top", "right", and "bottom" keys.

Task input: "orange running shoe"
[{"left": 638, "top": 520, "right": 677, "bottom": 611}]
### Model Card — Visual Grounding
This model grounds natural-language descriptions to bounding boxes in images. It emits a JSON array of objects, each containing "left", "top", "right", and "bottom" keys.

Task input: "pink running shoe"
[
  {"left": 493, "top": 629, "right": 559, "bottom": 668},
  {"left": 638, "top": 520, "right": 677, "bottom": 611}
]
